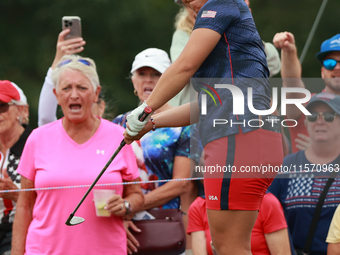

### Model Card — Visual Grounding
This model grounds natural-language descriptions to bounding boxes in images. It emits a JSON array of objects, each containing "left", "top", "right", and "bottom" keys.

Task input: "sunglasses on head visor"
[
  {"left": 323, "top": 59, "right": 340, "bottom": 70},
  {"left": 57, "top": 59, "right": 92, "bottom": 68},
  {"left": 306, "top": 112, "right": 338, "bottom": 122}
]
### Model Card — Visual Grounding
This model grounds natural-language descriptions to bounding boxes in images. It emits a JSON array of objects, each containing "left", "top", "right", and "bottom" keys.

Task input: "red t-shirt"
[
  {"left": 187, "top": 197, "right": 213, "bottom": 255},
  {"left": 187, "top": 193, "right": 287, "bottom": 255},
  {"left": 251, "top": 193, "right": 288, "bottom": 255}
]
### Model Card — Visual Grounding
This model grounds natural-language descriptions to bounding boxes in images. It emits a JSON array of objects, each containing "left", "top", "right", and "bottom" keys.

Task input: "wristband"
[{"left": 150, "top": 118, "right": 156, "bottom": 131}]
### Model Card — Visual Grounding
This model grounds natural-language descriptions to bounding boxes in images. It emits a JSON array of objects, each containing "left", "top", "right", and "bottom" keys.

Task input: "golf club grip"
[
  {"left": 121, "top": 106, "right": 153, "bottom": 147},
  {"left": 138, "top": 106, "right": 153, "bottom": 121},
  {"left": 66, "top": 107, "right": 153, "bottom": 224}
]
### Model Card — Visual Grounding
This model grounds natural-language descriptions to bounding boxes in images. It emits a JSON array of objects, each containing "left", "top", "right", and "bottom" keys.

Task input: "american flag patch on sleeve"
[{"left": 201, "top": 10, "right": 217, "bottom": 18}]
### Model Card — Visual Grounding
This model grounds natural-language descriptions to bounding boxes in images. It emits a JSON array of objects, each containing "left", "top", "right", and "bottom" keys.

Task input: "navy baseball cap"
[
  {"left": 316, "top": 34, "right": 340, "bottom": 62},
  {"left": 306, "top": 92, "right": 340, "bottom": 115}
]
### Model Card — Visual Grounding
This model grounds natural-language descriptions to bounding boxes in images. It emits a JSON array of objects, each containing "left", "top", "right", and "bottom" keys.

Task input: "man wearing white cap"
[{"left": 0, "top": 80, "right": 31, "bottom": 255}]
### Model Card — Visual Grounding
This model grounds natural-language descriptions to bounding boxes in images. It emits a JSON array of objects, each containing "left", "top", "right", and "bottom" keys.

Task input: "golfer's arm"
[
  {"left": 153, "top": 101, "right": 199, "bottom": 128},
  {"left": 146, "top": 28, "right": 221, "bottom": 111},
  {"left": 12, "top": 177, "right": 36, "bottom": 255}
]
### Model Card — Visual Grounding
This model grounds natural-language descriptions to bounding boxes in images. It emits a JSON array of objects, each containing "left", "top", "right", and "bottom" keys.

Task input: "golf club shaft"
[
  {"left": 70, "top": 140, "right": 126, "bottom": 215},
  {"left": 67, "top": 107, "right": 152, "bottom": 220}
]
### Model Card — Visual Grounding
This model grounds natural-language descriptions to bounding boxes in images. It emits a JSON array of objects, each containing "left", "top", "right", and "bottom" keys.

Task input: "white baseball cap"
[
  {"left": 130, "top": 48, "right": 171, "bottom": 74},
  {"left": 11, "top": 82, "right": 27, "bottom": 105}
]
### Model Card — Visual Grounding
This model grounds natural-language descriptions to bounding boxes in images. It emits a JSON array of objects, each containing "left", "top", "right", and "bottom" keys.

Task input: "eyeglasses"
[
  {"left": 57, "top": 59, "right": 92, "bottom": 68},
  {"left": 306, "top": 112, "right": 338, "bottom": 122},
  {"left": 323, "top": 59, "right": 340, "bottom": 70},
  {"left": 0, "top": 102, "right": 15, "bottom": 113}
]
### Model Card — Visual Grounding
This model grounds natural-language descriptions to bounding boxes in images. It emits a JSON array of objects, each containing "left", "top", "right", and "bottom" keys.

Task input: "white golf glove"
[{"left": 126, "top": 101, "right": 153, "bottom": 136}]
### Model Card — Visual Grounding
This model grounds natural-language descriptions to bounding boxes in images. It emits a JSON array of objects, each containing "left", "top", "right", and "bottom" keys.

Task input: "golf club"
[{"left": 65, "top": 106, "right": 152, "bottom": 226}]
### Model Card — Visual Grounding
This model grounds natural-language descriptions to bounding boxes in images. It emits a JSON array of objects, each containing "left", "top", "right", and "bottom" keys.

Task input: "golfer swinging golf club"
[{"left": 124, "top": 0, "right": 284, "bottom": 254}]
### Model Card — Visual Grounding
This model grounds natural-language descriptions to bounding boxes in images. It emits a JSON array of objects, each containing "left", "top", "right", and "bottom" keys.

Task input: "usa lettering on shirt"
[{"left": 209, "top": 195, "right": 218, "bottom": 201}]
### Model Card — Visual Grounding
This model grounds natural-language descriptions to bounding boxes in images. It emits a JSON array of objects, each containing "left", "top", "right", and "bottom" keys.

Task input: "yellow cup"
[{"left": 93, "top": 189, "right": 115, "bottom": 217}]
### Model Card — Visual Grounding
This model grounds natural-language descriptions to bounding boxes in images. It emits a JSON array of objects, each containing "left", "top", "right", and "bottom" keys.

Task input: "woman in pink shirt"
[{"left": 12, "top": 55, "right": 144, "bottom": 255}]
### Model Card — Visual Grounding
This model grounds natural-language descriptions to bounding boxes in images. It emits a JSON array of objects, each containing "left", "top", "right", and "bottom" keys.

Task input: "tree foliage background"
[{"left": 0, "top": 0, "right": 339, "bottom": 129}]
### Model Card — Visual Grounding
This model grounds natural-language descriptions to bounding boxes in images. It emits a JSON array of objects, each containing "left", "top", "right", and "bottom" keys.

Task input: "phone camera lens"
[{"left": 69, "top": 22, "right": 73, "bottom": 26}]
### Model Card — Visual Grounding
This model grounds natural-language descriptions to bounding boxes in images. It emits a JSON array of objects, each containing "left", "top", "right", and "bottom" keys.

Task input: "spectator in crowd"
[
  {"left": 326, "top": 204, "right": 340, "bottom": 254},
  {"left": 38, "top": 29, "right": 105, "bottom": 127},
  {"left": 170, "top": 1, "right": 196, "bottom": 63},
  {"left": 124, "top": 0, "right": 284, "bottom": 254},
  {"left": 273, "top": 32, "right": 340, "bottom": 152},
  {"left": 249, "top": 193, "right": 291, "bottom": 255},
  {"left": 112, "top": 48, "right": 193, "bottom": 254},
  {"left": 269, "top": 92, "right": 340, "bottom": 255},
  {"left": 12, "top": 55, "right": 143, "bottom": 255},
  {"left": 0, "top": 81, "right": 31, "bottom": 255},
  {"left": 169, "top": 1, "right": 197, "bottom": 107}
]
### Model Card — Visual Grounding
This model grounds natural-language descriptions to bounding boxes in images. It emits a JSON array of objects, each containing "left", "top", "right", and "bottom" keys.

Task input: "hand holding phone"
[
  {"left": 51, "top": 19, "right": 85, "bottom": 69},
  {"left": 62, "top": 16, "right": 82, "bottom": 40}
]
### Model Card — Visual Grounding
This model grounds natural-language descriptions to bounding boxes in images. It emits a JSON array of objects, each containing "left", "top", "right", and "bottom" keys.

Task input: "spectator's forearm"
[{"left": 281, "top": 46, "right": 302, "bottom": 80}]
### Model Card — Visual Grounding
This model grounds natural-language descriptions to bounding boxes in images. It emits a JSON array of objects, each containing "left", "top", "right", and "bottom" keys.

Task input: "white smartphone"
[{"left": 62, "top": 16, "right": 82, "bottom": 40}]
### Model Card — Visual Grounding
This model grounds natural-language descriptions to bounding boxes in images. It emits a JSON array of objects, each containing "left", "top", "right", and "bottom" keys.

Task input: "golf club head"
[{"left": 65, "top": 215, "right": 85, "bottom": 226}]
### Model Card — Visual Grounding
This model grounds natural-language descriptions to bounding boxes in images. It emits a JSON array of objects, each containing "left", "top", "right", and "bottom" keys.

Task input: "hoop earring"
[{"left": 134, "top": 89, "right": 138, "bottom": 96}]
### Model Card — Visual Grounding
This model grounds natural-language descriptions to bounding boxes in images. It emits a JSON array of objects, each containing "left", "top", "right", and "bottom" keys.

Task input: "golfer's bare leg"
[{"left": 207, "top": 209, "right": 258, "bottom": 255}]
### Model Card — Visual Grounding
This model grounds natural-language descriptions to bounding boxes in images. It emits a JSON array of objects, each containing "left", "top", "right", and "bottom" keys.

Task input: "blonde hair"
[
  {"left": 174, "top": 7, "right": 194, "bottom": 36},
  {"left": 51, "top": 54, "right": 100, "bottom": 91}
]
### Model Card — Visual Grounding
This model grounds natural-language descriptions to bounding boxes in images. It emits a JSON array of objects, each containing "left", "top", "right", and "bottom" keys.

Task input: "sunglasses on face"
[
  {"left": 323, "top": 59, "right": 340, "bottom": 70},
  {"left": 0, "top": 102, "right": 15, "bottom": 113},
  {"left": 57, "top": 59, "right": 92, "bottom": 68},
  {"left": 306, "top": 112, "right": 338, "bottom": 122}
]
